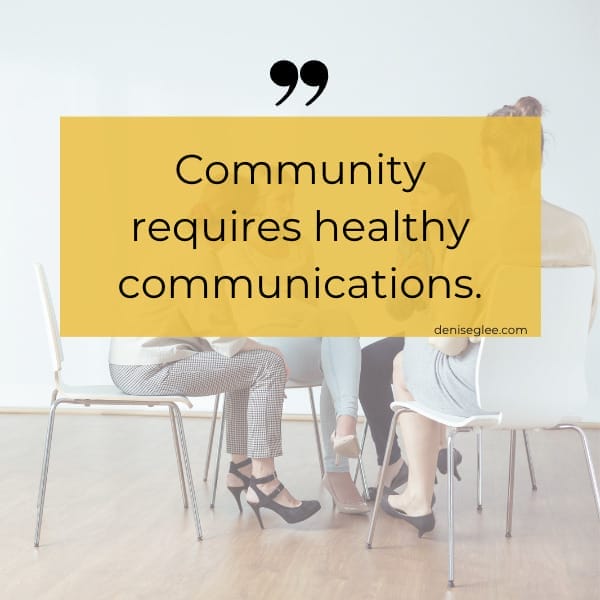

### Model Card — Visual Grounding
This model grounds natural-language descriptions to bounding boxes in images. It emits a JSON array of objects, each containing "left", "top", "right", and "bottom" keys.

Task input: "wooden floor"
[{"left": 0, "top": 413, "right": 599, "bottom": 600}]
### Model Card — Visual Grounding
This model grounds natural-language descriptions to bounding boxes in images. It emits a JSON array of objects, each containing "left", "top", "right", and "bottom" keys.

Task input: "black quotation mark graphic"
[{"left": 270, "top": 60, "right": 328, "bottom": 106}]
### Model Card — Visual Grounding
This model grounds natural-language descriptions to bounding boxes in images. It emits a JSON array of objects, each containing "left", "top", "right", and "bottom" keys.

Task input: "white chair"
[
  {"left": 204, "top": 383, "right": 370, "bottom": 507},
  {"left": 366, "top": 267, "right": 600, "bottom": 587},
  {"left": 33, "top": 264, "right": 202, "bottom": 545}
]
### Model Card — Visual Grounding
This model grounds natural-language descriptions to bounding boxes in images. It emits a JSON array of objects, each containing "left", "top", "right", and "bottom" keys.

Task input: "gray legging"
[{"left": 253, "top": 337, "right": 361, "bottom": 473}]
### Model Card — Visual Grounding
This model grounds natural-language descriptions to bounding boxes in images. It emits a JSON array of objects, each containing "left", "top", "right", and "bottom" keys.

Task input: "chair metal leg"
[
  {"left": 447, "top": 428, "right": 457, "bottom": 588},
  {"left": 356, "top": 452, "right": 369, "bottom": 501},
  {"left": 522, "top": 430, "right": 538, "bottom": 491},
  {"left": 555, "top": 425, "right": 600, "bottom": 520},
  {"left": 34, "top": 394, "right": 60, "bottom": 547},
  {"left": 308, "top": 387, "right": 325, "bottom": 477},
  {"left": 366, "top": 408, "right": 402, "bottom": 548},
  {"left": 210, "top": 402, "right": 226, "bottom": 509},
  {"left": 203, "top": 393, "right": 221, "bottom": 482},
  {"left": 353, "top": 420, "right": 369, "bottom": 483},
  {"left": 169, "top": 406, "right": 188, "bottom": 508},
  {"left": 169, "top": 403, "right": 202, "bottom": 540},
  {"left": 476, "top": 429, "right": 483, "bottom": 511},
  {"left": 505, "top": 430, "right": 517, "bottom": 538}
]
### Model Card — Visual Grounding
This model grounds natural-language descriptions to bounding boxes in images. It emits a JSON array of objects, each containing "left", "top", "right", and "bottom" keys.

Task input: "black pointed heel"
[
  {"left": 246, "top": 473, "right": 321, "bottom": 528},
  {"left": 437, "top": 448, "right": 462, "bottom": 481},
  {"left": 228, "top": 486, "right": 245, "bottom": 513},
  {"left": 381, "top": 495, "right": 435, "bottom": 538},
  {"left": 227, "top": 458, "right": 252, "bottom": 513},
  {"left": 366, "top": 460, "right": 410, "bottom": 502}
]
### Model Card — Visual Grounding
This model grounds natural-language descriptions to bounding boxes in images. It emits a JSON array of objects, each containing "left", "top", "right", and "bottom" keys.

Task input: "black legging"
[{"left": 359, "top": 337, "right": 405, "bottom": 466}]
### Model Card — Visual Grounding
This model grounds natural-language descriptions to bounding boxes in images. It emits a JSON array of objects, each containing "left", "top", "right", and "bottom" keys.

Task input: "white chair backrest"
[
  {"left": 34, "top": 263, "right": 64, "bottom": 376},
  {"left": 476, "top": 267, "right": 593, "bottom": 429}
]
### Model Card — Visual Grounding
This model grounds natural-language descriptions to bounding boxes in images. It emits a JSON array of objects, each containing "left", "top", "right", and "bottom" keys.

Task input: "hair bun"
[{"left": 514, "top": 96, "right": 543, "bottom": 117}]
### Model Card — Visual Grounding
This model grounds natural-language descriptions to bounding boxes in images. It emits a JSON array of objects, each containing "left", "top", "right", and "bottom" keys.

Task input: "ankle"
[
  {"left": 249, "top": 475, "right": 301, "bottom": 508},
  {"left": 251, "top": 458, "right": 276, "bottom": 480},
  {"left": 227, "top": 458, "right": 251, "bottom": 487},
  {"left": 254, "top": 474, "right": 277, "bottom": 489},
  {"left": 406, "top": 489, "right": 433, "bottom": 514},
  {"left": 335, "top": 415, "right": 357, "bottom": 437}
]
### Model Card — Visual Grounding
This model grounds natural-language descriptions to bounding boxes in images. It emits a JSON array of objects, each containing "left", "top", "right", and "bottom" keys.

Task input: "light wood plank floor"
[{"left": 0, "top": 413, "right": 599, "bottom": 599}]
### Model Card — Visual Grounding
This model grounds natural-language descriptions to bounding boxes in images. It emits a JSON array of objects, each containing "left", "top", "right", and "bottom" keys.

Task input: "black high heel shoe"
[
  {"left": 366, "top": 461, "right": 409, "bottom": 501},
  {"left": 437, "top": 448, "right": 462, "bottom": 481},
  {"left": 381, "top": 495, "right": 435, "bottom": 537},
  {"left": 247, "top": 473, "right": 321, "bottom": 528},
  {"left": 227, "top": 458, "right": 252, "bottom": 512}
]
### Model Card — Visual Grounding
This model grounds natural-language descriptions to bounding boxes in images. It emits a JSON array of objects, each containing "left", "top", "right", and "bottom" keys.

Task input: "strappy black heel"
[
  {"left": 227, "top": 458, "right": 252, "bottom": 513},
  {"left": 247, "top": 473, "right": 321, "bottom": 528},
  {"left": 437, "top": 448, "right": 462, "bottom": 481}
]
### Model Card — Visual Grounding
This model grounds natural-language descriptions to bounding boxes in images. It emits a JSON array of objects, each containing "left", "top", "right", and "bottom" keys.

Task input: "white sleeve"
[{"left": 205, "top": 337, "right": 249, "bottom": 357}]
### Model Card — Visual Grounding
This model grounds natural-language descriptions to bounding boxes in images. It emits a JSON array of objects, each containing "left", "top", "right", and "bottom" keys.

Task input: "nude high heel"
[
  {"left": 322, "top": 474, "right": 369, "bottom": 514},
  {"left": 330, "top": 431, "right": 360, "bottom": 465}
]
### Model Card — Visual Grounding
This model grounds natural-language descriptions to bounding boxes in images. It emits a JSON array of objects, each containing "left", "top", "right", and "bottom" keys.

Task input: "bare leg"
[
  {"left": 388, "top": 352, "right": 437, "bottom": 516},
  {"left": 438, "top": 424, "right": 447, "bottom": 450}
]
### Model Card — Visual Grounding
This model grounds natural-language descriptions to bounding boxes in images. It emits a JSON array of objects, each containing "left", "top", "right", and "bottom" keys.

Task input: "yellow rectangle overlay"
[{"left": 61, "top": 117, "right": 541, "bottom": 336}]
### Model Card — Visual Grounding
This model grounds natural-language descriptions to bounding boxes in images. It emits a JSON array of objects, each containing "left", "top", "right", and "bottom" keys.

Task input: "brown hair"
[
  {"left": 489, "top": 96, "right": 544, "bottom": 152},
  {"left": 491, "top": 96, "right": 543, "bottom": 118}
]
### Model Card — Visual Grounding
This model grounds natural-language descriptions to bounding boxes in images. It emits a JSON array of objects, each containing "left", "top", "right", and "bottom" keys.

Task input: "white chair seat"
[
  {"left": 57, "top": 383, "right": 192, "bottom": 407},
  {"left": 390, "top": 401, "right": 502, "bottom": 429},
  {"left": 285, "top": 379, "right": 318, "bottom": 389}
]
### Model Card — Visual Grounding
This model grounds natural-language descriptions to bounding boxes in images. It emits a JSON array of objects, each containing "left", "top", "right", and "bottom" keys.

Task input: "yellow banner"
[{"left": 61, "top": 117, "right": 541, "bottom": 336}]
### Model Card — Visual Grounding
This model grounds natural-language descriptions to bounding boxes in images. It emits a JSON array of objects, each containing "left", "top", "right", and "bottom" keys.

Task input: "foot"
[
  {"left": 381, "top": 495, "right": 435, "bottom": 537},
  {"left": 387, "top": 491, "right": 432, "bottom": 517},
  {"left": 246, "top": 475, "right": 301, "bottom": 508},
  {"left": 226, "top": 460, "right": 252, "bottom": 488},
  {"left": 331, "top": 416, "right": 360, "bottom": 463},
  {"left": 324, "top": 472, "right": 369, "bottom": 512}
]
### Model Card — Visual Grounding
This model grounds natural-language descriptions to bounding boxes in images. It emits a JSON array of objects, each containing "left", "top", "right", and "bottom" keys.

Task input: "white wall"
[{"left": 1, "top": 0, "right": 599, "bottom": 417}]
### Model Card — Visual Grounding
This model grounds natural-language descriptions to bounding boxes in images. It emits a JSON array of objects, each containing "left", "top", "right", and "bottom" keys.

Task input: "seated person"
[
  {"left": 380, "top": 96, "right": 597, "bottom": 535},
  {"left": 109, "top": 336, "right": 321, "bottom": 527}
]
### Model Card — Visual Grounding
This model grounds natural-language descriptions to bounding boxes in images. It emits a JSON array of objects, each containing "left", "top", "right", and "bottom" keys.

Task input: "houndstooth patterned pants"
[{"left": 109, "top": 349, "right": 287, "bottom": 458}]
